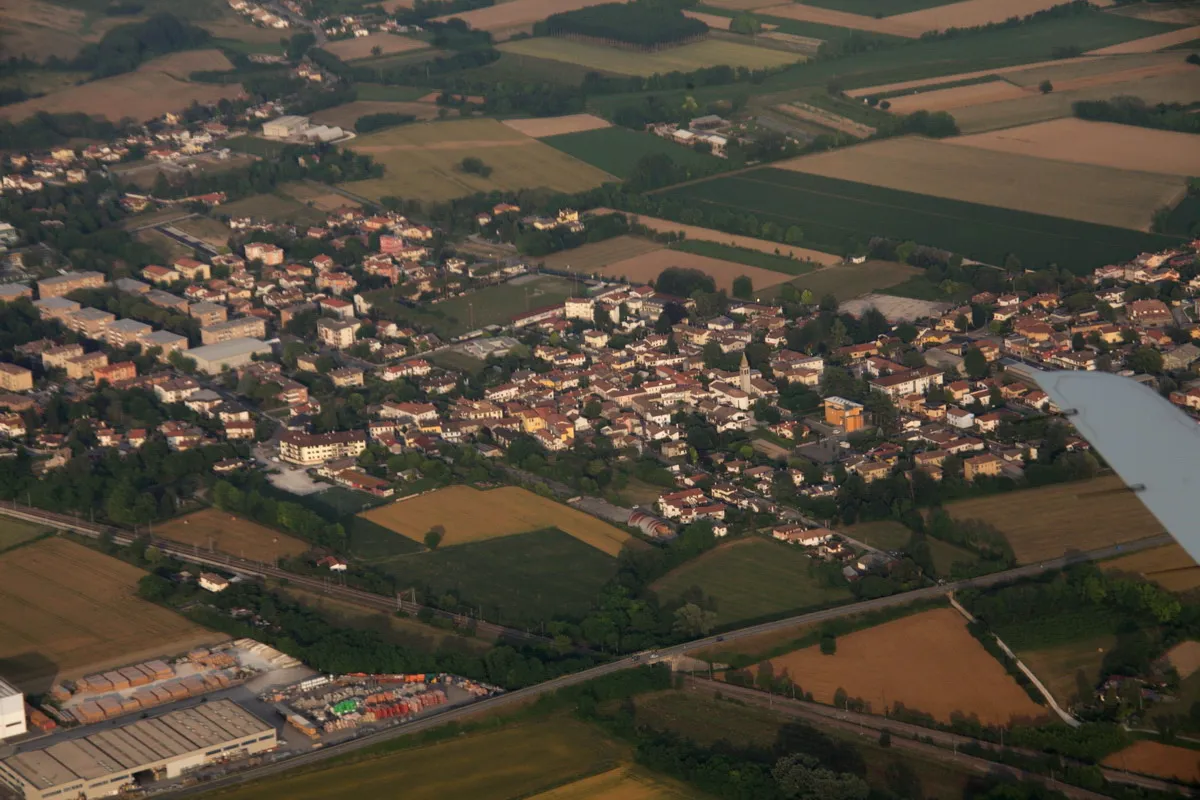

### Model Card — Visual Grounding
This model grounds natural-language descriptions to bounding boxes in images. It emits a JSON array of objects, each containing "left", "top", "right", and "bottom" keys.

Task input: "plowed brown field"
[
  {"left": 1104, "top": 741, "right": 1200, "bottom": 783},
  {"left": 157, "top": 508, "right": 309, "bottom": 562}
]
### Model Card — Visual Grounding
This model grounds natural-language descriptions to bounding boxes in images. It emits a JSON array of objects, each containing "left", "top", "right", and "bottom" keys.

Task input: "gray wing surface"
[{"left": 1033, "top": 369, "right": 1199, "bottom": 560}]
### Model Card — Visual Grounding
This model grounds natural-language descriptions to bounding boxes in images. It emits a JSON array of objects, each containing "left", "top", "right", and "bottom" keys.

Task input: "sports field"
[
  {"left": 343, "top": 118, "right": 614, "bottom": 202},
  {"left": 593, "top": 247, "right": 793, "bottom": 293},
  {"left": 1016, "top": 633, "right": 1115, "bottom": 706},
  {"left": 0, "top": 539, "right": 220, "bottom": 690},
  {"left": 658, "top": 168, "right": 1180, "bottom": 273},
  {"left": 945, "top": 475, "right": 1164, "bottom": 564},
  {"left": 499, "top": 37, "right": 801, "bottom": 76},
  {"left": 1103, "top": 741, "right": 1200, "bottom": 783},
  {"left": 360, "top": 485, "right": 634, "bottom": 556},
  {"left": 541, "top": 236, "right": 664, "bottom": 272},
  {"left": 209, "top": 716, "right": 632, "bottom": 800},
  {"left": 323, "top": 33, "right": 427, "bottom": 61},
  {"left": 650, "top": 538, "right": 852, "bottom": 626},
  {"left": 156, "top": 509, "right": 310, "bottom": 562},
  {"left": 0, "top": 516, "right": 50, "bottom": 552},
  {"left": 766, "top": 608, "right": 1047, "bottom": 725},
  {"left": 542, "top": 127, "right": 725, "bottom": 180},
  {"left": 949, "top": 118, "right": 1200, "bottom": 177},
  {"left": 0, "top": 50, "right": 243, "bottom": 123},
  {"left": 777, "top": 136, "right": 1185, "bottom": 231},
  {"left": 1104, "top": 543, "right": 1200, "bottom": 593}
]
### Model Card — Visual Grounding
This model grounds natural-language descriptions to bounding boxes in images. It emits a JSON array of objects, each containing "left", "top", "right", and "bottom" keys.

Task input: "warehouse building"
[
  {"left": 0, "top": 700, "right": 275, "bottom": 800},
  {"left": 182, "top": 338, "right": 272, "bottom": 374},
  {"left": 0, "top": 677, "right": 25, "bottom": 742}
]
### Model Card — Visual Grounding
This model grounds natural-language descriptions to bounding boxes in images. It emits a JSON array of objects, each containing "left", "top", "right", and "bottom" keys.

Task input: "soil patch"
[{"left": 1103, "top": 741, "right": 1200, "bottom": 783}]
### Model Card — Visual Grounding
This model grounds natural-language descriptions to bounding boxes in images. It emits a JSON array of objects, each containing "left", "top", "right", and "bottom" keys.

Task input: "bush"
[
  {"left": 460, "top": 156, "right": 492, "bottom": 177},
  {"left": 820, "top": 635, "right": 837, "bottom": 655}
]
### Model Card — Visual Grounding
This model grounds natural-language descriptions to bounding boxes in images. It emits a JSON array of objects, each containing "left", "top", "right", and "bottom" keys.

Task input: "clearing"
[
  {"left": 359, "top": 485, "right": 634, "bottom": 556},
  {"left": 322, "top": 33, "right": 428, "bottom": 61},
  {"left": 761, "top": 260, "right": 920, "bottom": 303},
  {"left": 1104, "top": 543, "right": 1200, "bottom": 593},
  {"left": 499, "top": 37, "right": 801, "bottom": 76},
  {"left": 0, "top": 516, "right": 50, "bottom": 552},
  {"left": 541, "top": 236, "right": 664, "bottom": 272},
  {"left": 0, "top": 538, "right": 220, "bottom": 691},
  {"left": 171, "top": 216, "right": 233, "bottom": 250},
  {"left": 155, "top": 508, "right": 310, "bottom": 563},
  {"left": 948, "top": 118, "right": 1200, "bottom": 178},
  {"left": 311, "top": 100, "right": 439, "bottom": 129},
  {"left": 501, "top": 114, "right": 611, "bottom": 138},
  {"left": 945, "top": 475, "right": 1164, "bottom": 564},
  {"left": 1016, "top": 633, "right": 1116, "bottom": 707},
  {"left": 1103, "top": 741, "right": 1200, "bottom": 783},
  {"left": 650, "top": 537, "right": 852, "bottom": 627},
  {"left": 0, "top": 0, "right": 146, "bottom": 60},
  {"left": 590, "top": 246, "right": 793, "bottom": 294},
  {"left": 0, "top": 50, "right": 242, "bottom": 123},
  {"left": 775, "top": 136, "right": 1186, "bottom": 232},
  {"left": 765, "top": 607, "right": 1047, "bottom": 725},
  {"left": 342, "top": 118, "right": 613, "bottom": 202},
  {"left": 543, "top": 127, "right": 725, "bottom": 180}
]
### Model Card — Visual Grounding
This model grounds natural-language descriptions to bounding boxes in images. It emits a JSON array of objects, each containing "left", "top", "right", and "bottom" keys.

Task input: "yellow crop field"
[
  {"left": 945, "top": 475, "right": 1164, "bottom": 564},
  {"left": 156, "top": 508, "right": 310, "bottom": 563},
  {"left": 359, "top": 485, "right": 635, "bottom": 556},
  {"left": 0, "top": 539, "right": 221, "bottom": 690},
  {"left": 529, "top": 766, "right": 698, "bottom": 799},
  {"left": 498, "top": 37, "right": 802, "bottom": 77},
  {"left": 1105, "top": 543, "right": 1200, "bottom": 593}
]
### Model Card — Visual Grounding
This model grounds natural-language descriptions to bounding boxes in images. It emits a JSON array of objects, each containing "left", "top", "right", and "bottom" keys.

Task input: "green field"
[
  {"left": 373, "top": 528, "right": 619, "bottom": 625},
  {"left": 459, "top": 51, "right": 616, "bottom": 86},
  {"left": 366, "top": 274, "right": 579, "bottom": 338},
  {"left": 695, "top": 5, "right": 908, "bottom": 46},
  {"left": 880, "top": 274, "right": 974, "bottom": 303},
  {"left": 354, "top": 83, "right": 434, "bottom": 101},
  {"left": 499, "top": 37, "right": 802, "bottom": 78},
  {"left": 651, "top": 538, "right": 852, "bottom": 627},
  {"left": 216, "top": 193, "right": 328, "bottom": 226},
  {"left": 782, "top": 0, "right": 960, "bottom": 17},
  {"left": 208, "top": 716, "right": 629, "bottom": 800},
  {"left": 222, "top": 135, "right": 289, "bottom": 157},
  {"left": 0, "top": 517, "right": 50, "bottom": 553},
  {"left": 1017, "top": 633, "right": 1116, "bottom": 707},
  {"left": 542, "top": 127, "right": 726, "bottom": 180},
  {"left": 669, "top": 239, "right": 816, "bottom": 276},
  {"left": 659, "top": 168, "right": 1180, "bottom": 273},
  {"left": 348, "top": 516, "right": 426, "bottom": 559},
  {"left": 760, "top": 259, "right": 918, "bottom": 302}
]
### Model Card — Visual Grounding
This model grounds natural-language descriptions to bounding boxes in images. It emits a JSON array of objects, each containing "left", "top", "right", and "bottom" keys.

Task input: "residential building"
[
  {"left": 104, "top": 318, "right": 153, "bottom": 348},
  {"left": 36, "top": 271, "right": 105, "bottom": 298},
  {"left": 317, "top": 318, "right": 361, "bottom": 349},
  {"left": 823, "top": 396, "right": 865, "bottom": 433},
  {"left": 0, "top": 364, "right": 32, "bottom": 392},
  {"left": 189, "top": 302, "right": 228, "bottom": 327},
  {"left": 64, "top": 352, "right": 108, "bottom": 380},
  {"left": 244, "top": 242, "right": 284, "bottom": 265},
  {"left": 200, "top": 316, "right": 267, "bottom": 345},
  {"left": 199, "top": 573, "right": 230, "bottom": 592},
  {"left": 93, "top": 361, "right": 136, "bottom": 385},
  {"left": 964, "top": 453, "right": 1005, "bottom": 481},
  {"left": 278, "top": 429, "right": 368, "bottom": 466}
]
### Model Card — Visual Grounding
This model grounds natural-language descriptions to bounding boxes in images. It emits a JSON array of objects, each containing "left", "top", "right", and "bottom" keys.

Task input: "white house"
[{"left": 199, "top": 572, "right": 230, "bottom": 593}]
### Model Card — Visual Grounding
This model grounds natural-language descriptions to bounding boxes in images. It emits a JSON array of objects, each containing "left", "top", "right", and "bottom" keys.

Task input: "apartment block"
[{"left": 200, "top": 316, "right": 266, "bottom": 345}]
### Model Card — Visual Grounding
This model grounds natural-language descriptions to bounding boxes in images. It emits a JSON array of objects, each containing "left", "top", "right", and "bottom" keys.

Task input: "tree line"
[
  {"left": 534, "top": 1, "right": 709, "bottom": 49},
  {"left": 1074, "top": 95, "right": 1200, "bottom": 135}
]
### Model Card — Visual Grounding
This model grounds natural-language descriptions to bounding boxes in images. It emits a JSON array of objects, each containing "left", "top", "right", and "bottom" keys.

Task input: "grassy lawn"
[
  {"left": 216, "top": 192, "right": 329, "bottom": 226},
  {"left": 354, "top": 83, "right": 435, "bottom": 101},
  {"left": 458, "top": 51, "right": 614, "bottom": 86},
  {"left": 845, "top": 520, "right": 910, "bottom": 549},
  {"left": 1017, "top": 633, "right": 1116, "bottom": 707},
  {"left": 618, "top": 477, "right": 670, "bottom": 508},
  {"left": 670, "top": 239, "right": 815, "bottom": 276},
  {"left": 373, "top": 528, "right": 619, "bottom": 625},
  {"left": 0, "top": 517, "right": 51, "bottom": 553},
  {"left": 366, "top": 274, "right": 579, "bottom": 338},
  {"left": 348, "top": 516, "right": 426, "bottom": 560},
  {"left": 759, "top": 260, "right": 919, "bottom": 302},
  {"left": 428, "top": 348, "right": 486, "bottom": 375},
  {"left": 222, "top": 134, "right": 289, "bottom": 157},
  {"left": 651, "top": 538, "right": 852, "bottom": 627},
  {"left": 880, "top": 275, "right": 974, "bottom": 303},
  {"left": 661, "top": 168, "right": 1179, "bottom": 272},
  {"left": 305, "top": 486, "right": 391, "bottom": 518},
  {"left": 541, "top": 126, "right": 727, "bottom": 180}
]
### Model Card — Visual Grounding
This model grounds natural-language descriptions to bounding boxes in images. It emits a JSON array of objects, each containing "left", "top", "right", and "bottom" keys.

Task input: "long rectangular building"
[{"left": 0, "top": 700, "right": 276, "bottom": 800}]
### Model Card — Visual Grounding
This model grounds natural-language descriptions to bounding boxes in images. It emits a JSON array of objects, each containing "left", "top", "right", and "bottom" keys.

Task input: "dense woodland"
[
  {"left": 534, "top": 1, "right": 709, "bottom": 48},
  {"left": 1074, "top": 95, "right": 1200, "bottom": 135}
]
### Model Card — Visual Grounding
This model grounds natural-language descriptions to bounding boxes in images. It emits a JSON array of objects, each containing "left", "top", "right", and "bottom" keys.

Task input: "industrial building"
[
  {"left": 0, "top": 677, "right": 25, "bottom": 741},
  {"left": 261, "top": 115, "right": 346, "bottom": 143},
  {"left": 182, "top": 338, "right": 272, "bottom": 374},
  {"left": 0, "top": 700, "right": 276, "bottom": 800}
]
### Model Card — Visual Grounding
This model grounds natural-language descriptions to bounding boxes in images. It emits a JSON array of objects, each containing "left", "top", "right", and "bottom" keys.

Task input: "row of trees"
[{"left": 1074, "top": 96, "right": 1200, "bottom": 135}]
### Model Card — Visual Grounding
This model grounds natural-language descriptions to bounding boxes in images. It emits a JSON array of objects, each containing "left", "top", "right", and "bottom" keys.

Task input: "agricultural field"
[
  {"left": 591, "top": 246, "right": 793, "bottom": 294},
  {"left": 669, "top": 240, "right": 818, "bottom": 276},
  {"left": 883, "top": 79, "right": 1028, "bottom": 113},
  {"left": 1104, "top": 543, "right": 1200, "bottom": 593},
  {"left": 529, "top": 766, "right": 700, "bottom": 800},
  {"left": 776, "top": 136, "right": 1186, "bottom": 232},
  {"left": 156, "top": 508, "right": 310, "bottom": 562},
  {"left": 501, "top": 114, "right": 611, "bottom": 138},
  {"left": 771, "top": 0, "right": 959, "bottom": 19},
  {"left": 888, "top": 0, "right": 1116, "bottom": 34},
  {"left": 596, "top": 209, "right": 842, "bottom": 266},
  {"left": 658, "top": 168, "right": 1180, "bottom": 273},
  {"left": 277, "top": 182, "right": 360, "bottom": 213},
  {"left": 0, "top": 0, "right": 148, "bottom": 60},
  {"left": 944, "top": 475, "right": 1165, "bottom": 564},
  {"left": 215, "top": 192, "right": 330, "bottom": 225},
  {"left": 1166, "top": 640, "right": 1200, "bottom": 680},
  {"left": 364, "top": 273, "right": 579, "bottom": 338},
  {"left": 433, "top": 0, "right": 624, "bottom": 33},
  {"left": 1015, "top": 633, "right": 1116, "bottom": 707},
  {"left": 751, "top": 3, "right": 926, "bottom": 38},
  {"left": 761, "top": 260, "right": 920, "bottom": 302},
  {"left": 0, "top": 516, "right": 50, "bottom": 552},
  {"left": 323, "top": 33, "right": 428, "bottom": 61},
  {"left": 0, "top": 50, "right": 243, "bottom": 123},
  {"left": 209, "top": 715, "right": 633, "bottom": 800},
  {"left": 765, "top": 607, "right": 1047, "bottom": 725},
  {"left": 354, "top": 83, "right": 434, "bottom": 101},
  {"left": 0, "top": 538, "right": 221, "bottom": 691},
  {"left": 650, "top": 538, "right": 853, "bottom": 626},
  {"left": 359, "top": 485, "right": 634, "bottom": 556},
  {"left": 1089, "top": 22, "right": 1200, "bottom": 54},
  {"left": 499, "top": 36, "right": 802, "bottom": 77},
  {"left": 845, "top": 520, "right": 978, "bottom": 576},
  {"left": 310, "top": 100, "right": 439, "bottom": 129},
  {"left": 949, "top": 118, "right": 1200, "bottom": 177},
  {"left": 1103, "top": 741, "right": 1200, "bottom": 783},
  {"left": 372, "top": 528, "right": 620, "bottom": 624},
  {"left": 541, "top": 236, "right": 664, "bottom": 272},
  {"left": 342, "top": 118, "right": 614, "bottom": 202},
  {"left": 542, "top": 127, "right": 725, "bottom": 180}
]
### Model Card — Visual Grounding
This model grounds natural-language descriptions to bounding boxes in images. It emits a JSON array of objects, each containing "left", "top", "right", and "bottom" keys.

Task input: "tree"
[
  {"left": 1128, "top": 346, "right": 1163, "bottom": 374},
  {"left": 800, "top": 288, "right": 814, "bottom": 305},
  {"left": 772, "top": 753, "right": 869, "bottom": 800},
  {"left": 371, "top": 44, "right": 383, "bottom": 57},
  {"left": 673, "top": 602, "right": 717, "bottom": 637},
  {"left": 1039, "top": 79, "right": 1054, "bottom": 94},
  {"left": 820, "top": 634, "right": 836, "bottom": 655},
  {"left": 730, "top": 11, "right": 762, "bottom": 34},
  {"left": 732, "top": 274, "right": 753, "bottom": 300},
  {"left": 964, "top": 347, "right": 989, "bottom": 379},
  {"left": 424, "top": 525, "right": 445, "bottom": 550}
]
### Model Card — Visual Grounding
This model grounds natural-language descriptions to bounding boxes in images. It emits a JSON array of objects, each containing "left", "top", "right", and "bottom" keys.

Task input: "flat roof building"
[
  {"left": 182, "top": 338, "right": 272, "bottom": 374},
  {"left": 0, "top": 677, "right": 24, "bottom": 742},
  {"left": 0, "top": 700, "right": 275, "bottom": 800}
]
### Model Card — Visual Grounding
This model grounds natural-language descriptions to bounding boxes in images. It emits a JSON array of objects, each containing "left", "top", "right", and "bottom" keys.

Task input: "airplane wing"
[{"left": 1032, "top": 369, "right": 1200, "bottom": 561}]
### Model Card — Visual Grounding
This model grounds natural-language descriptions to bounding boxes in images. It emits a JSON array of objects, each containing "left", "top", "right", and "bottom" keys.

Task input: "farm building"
[
  {"left": 0, "top": 700, "right": 275, "bottom": 800},
  {"left": 0, "top": 677, "right": 25, "bottom": 742}
]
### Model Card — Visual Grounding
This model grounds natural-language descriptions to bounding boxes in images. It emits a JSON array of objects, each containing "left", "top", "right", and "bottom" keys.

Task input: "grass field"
[
  {"left": 541, "top": 236, "right": 664, "bottom": 272},
  {"left": 137, "top": 228, "right": 194, "bottom": 263},
  {"left": 669, "top": 239, "right": 817, "bottom": 276},
  {"left": 359, "top": 485, "right": 634, "bottom": 556},
  {"left": 342, "top": 118, "right": 614, "bottom": 202},
  {"left": 1017, "top": 633, "right": 1116, "bottom": 707},
  {"left": 766, "top": 607, "right": 1047, "bottom": 725},
  {"left": 659, "top": 168, "right": 1180, "bottom": 272},
  {"left": 529, "top": 766, "right": 701, "bottom": 800},
  {"left": 845, "top": 520, "right": 978, "bottom": 576},
  {"left": 323, "top": 33, "right": 427, "bottom": 61},
  {"left": 366, "top": 274, "right": 579, "bottom": 337},
  {"left": 156, "top": 508, "right": 310, "bottom": 562},
  {"left": 592, "top": 247, "right": 794, "bottom": 294},
  {"left": 373, "top": 528, "right": 619, "bottom": 624},
  {"left": 217, "top": 192, "right": 329, "bottom": 226},
  {"left": 651, "top": 538, "right": 852, "bottom": 627},
  {"left": 310, "top": 100, "right": 438, "bottom": 129},
  {"left": 459, "top": 51, "right": 617, "bottom": 86},
  {"left": 172, "top": 216, "right": 233, "bottom": 250},
  {"left": 760, "top": 260, "right": 920, "bottom": 302},
  {"left": 944, "top": 475, "right": 1165, "bottom": 564},
  {"left": 354, "top": 83, "right": 435, "bottom": 101},
  {"left": 0, "top": 538, "right": 220, "bottom": 691},
  {"left": 782, "top": 0, "right": 960, "bottom": 18},
  {"left": 1105, "top": 543, "right": 1200, "bottom": 593},
  {"left": 1103, "top": 741, "right": 1200, "bottom": 784},
  {"left": 209, "top": 715, "right": 631, "bottom": 800},
  {"left": 0, "top": 516, "right": 50, "bottom": 552},
  {"left": 278, "top": 181, "right": 360, "bottom": 212},
  {"left": 542, "top": 127, "right": 726, "bottom": 180},
  {"left": 777, "top": 135, "right": 1185, "bottom": 231},
  {"left": 499, "top": 36, "right": 802, "bottom": 76}
]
